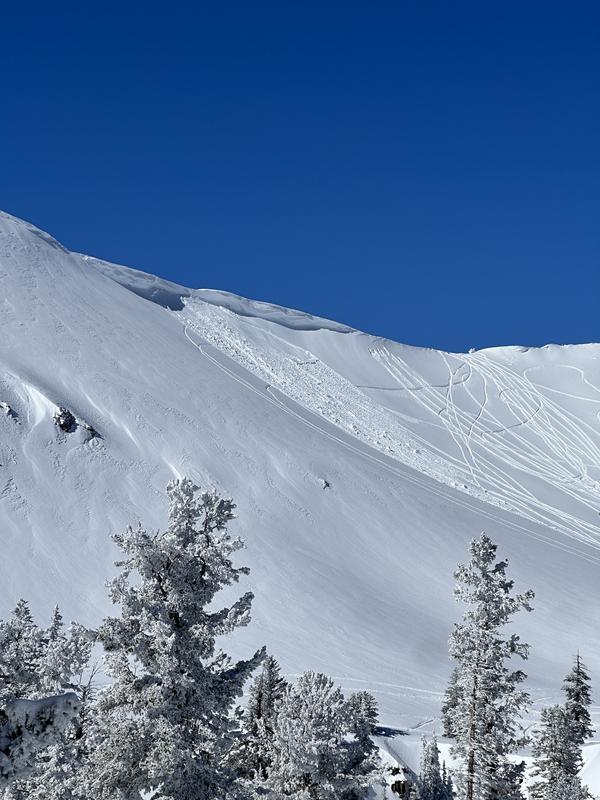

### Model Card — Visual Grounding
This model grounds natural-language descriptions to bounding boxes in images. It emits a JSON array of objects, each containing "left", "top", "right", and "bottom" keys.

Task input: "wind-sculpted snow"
[
  {"left": 87, "top": 254, "right": 353, "bottom": 330},
  {"left": 2, "top": 211, "right": 600, "bottom": 788}
]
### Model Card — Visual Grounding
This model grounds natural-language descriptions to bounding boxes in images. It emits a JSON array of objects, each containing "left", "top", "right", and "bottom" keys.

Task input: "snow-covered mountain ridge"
[{"left": 1, "top": 211, "right": 600, "bottom": 753}]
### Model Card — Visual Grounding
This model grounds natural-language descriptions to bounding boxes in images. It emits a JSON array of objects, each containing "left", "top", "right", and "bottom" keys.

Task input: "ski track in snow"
[
  {"left": 370, "top": 345, "right": 600, "bottom": 548},
  {"left": 180, "top": 300, "right": 600, "bottom": 552},
  {"left": 181, "top": 309, "right": 600, "bottom": 566}
]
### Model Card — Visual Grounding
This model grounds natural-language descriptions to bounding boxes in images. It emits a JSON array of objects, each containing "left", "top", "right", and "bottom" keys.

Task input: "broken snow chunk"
[
  {"left": 82, "top": 421, "right": 99, "bottom": 439},
  {"left": 0, "top": 402, "right": 16, "bottom": 420},
  {"left": 53, "top": 407, "right": 77, "bottom": 433}
]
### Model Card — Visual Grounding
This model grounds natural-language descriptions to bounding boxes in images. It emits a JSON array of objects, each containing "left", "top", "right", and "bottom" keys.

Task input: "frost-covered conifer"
[
  {"left": 445, "top": 533, "right": 534, "bottom": 800},
  {"left": 545, "top": 773, "right": 592, "bottom": 800},
  {"left": 530, "top": 705, "right": 590, "bottom": 800},
  {"left": 419, "top": 736, "right": 445, "bottom": 800},
  {"left": 344, "top": 691, "right": 380, "bottom": 798},
  {"left": 441, "top": 762, "right": 454, "bottom": 800},
  {"left": 268, "top": 671, "right": 379, "bottom": 799},
  {"left": 230, "top": 654, "right": 287, "bottom": 781},
  {"left": 441, "top": 668, "right": 462, "bottom": 738},
  {"left": 530, "top": 655, "right": 594, "bottom": 800},
  {"left": 86, "top": 477, "right": 264, "bottom": 800},
  {"left": 563, "top": 655, "right": 593, "bottom": 756},
  {"left": 0, "top": 603, "right": 92, "bottom": 800},
  {"left": 0, "top": 601, "right": 44, "bottom": 706},
  {"left": 0, "top": 602, "right": 90, "bottom": 707},
  {"left": 39, "top": 607, "right": 92, "bottom": 700},
  {"left": 347, "top": 691, "right": 379, "bottom": 737},
  {"left": 247, "top": 655, "right": 287, "bottom": 735}
]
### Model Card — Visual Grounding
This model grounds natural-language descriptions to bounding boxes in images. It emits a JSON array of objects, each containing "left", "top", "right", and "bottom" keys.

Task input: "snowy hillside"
[{"left": 1, "top": 211, "right": 600, "bottom": 780}]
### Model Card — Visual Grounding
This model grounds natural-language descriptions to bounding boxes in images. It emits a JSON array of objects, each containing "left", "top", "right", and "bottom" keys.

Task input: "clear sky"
[{"left": 1, "top": 3, "right": 598, "bottom": 351}]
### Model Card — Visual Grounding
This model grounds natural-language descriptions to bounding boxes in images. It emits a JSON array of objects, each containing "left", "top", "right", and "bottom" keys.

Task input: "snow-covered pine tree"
[
  {"left": 0, "top": 602, "right": 91, "bottom": 705},
  {"left": 529, "top": 705, "right": 590, "bottom": 800},
  {"left": 21, "top": 612, "right": 93, "bottom": 800},
  {"left": 563, "top": 654, "right": 593, "bottom": 758},
  {"left": 267, "top": 671, "right": 379, "bottom": 799},
  {"left": 229, "top": 654, "right": 287, "bottom": 781},
  {"left": 0, "top": 601, "right": 44, "bottom": 706},
  {"left": 441, "top": 668, "right": 462, "bottom": 738},
  {"left": 441, "top": 762, "right": 454, "bottom": 800},
  {"left": 0, "top": 603, "right": 92, "bottom": 800},
  {"left": 544, "top": 772, "right": 592, "bottom": 800},
  {"left": 347, "top": 691, "right": 379, "bottom": 737},
  {"left": 419, "top": 736, "right": 445, "bottom": 800},
  {"left": 344, "top": 691, "right": 380, "bottom": 799},
  {"left": 86, "top": 477, "right": 265, "bottom": 800},
  {"left": 529, "top": 656, "right": 593, "bottom": 800},
  {"left": 445, "top": 533, "right": 534, "bottom": 800},
  {"left": 39, "top": 607, "right": 92, "bottom": 700},
  {"left": 492, "top": 760, "right": 527, "bottom": 800},
  {"left": 247, "top": 654, "right": 287, "bottom": 736}
]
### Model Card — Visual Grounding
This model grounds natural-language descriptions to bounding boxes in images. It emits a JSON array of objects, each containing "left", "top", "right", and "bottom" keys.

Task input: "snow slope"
[{"left": 1, "top": 211, "right": 600, "bottom": 785}]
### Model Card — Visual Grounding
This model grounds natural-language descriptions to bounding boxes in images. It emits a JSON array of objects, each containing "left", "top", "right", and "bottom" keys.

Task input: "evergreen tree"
[
  {"left": 344, "top": 691, "right": 380, "bottom": 799},
  {"left": 0, "top": 603, "right": 92, "bottom": 800},
  {"left": 441, "top": 668, "right": 462, "bottom": 738},
  {"left": 530, "top": 705, "right": 591, "bottom": 800},
  {"left": 493, "top": 761, "right": 526, "bottom": 800},
  {"left": 545, "top": 773, "right": 592, "bottom": 800},
  {"left": 347, "top": 691, "right": 379, "bottom": 737},
  {"left": 247, "top": 655, "right": 287, "bottom": 735},
  {"left": 563, "top": 654, "right": 593, "bottom": 755},
  {"left": 444, "top": 533, "right": 534, "bottom": 800},
  {"left": 0, "top": 601, "right": 44, "bottom": 705},
  {"left": 230, "top": 654, "right": 287, "bottom": 781},
  {"left": 420, "top": 736, "right": 445, "bottom": 800},
  {"left": 267, "top": 671, "right": 379, "bottom": 799},
  {"left": 441, "top": 763, "right": 454, "bottom": 800},
  {"left": 15, "top": 742, "right": 79, "bottom": 800},
  {"left": 85, "top": 477, "right": 264, "bottom": 800},
  {"left": 530, "top": 655, "right": 594, "bottom": 800},
  {"left": 39, "top": 607, "right": 92, "bottom": 699}
]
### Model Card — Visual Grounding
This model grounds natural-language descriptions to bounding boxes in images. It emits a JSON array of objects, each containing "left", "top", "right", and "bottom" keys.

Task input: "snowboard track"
[{"left": 180, "top": 303, "right": 600, "bottom": 561}]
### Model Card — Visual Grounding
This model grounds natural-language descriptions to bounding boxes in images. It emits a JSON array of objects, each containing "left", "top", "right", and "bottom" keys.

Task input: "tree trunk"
[{"left": 466, "top": 675, "right": 478, "bottom": 800}]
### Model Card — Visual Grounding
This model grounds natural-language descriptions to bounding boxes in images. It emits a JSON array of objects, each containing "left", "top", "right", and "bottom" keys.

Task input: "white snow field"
[{"left": 2, "top": 210, "right": 600, "bottom": 786}]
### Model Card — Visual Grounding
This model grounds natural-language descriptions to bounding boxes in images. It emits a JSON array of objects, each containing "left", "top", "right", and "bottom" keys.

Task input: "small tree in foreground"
[
  {"left": 86, "top": 477, "right": 264, "bottom": 800},
  {"left": 543, "top": 773, "right": 592, "bottom": 800},
  {"left": 347, "top": 691, "right": 379, "bottom": 738},
  {"left": 267, "top": 672, "right": 379, "bottom": 799},
  {"left": 563, "top": 654, "right": 593, "bottom": 762},
  {"left": 530, "top": 654, "right": 594, "bottom": 800},
  {"left": 420, "top": 736, "right": 451, "bottom": 800},
  {"left": 441, "top": 668, "right": 461, "bottom": 739},
  {"left": 0, "top": 603, "right": 92, "bottom": 800},
  {"left": 529, "top": 705, "right": 590, "bottom": 800},
  {"left": 445, "top": 533, "right": 534, "bottom": 800},
  {"left": 230, "top": 654, "right": 288, "bottom": 782}
]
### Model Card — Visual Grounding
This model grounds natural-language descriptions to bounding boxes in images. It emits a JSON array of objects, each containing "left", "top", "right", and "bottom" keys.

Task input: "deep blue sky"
[{"left": 2, "top": 3, "right": 598, "bottom": 351}]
